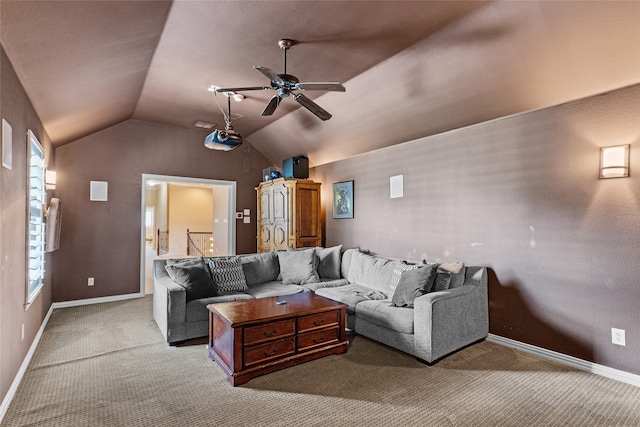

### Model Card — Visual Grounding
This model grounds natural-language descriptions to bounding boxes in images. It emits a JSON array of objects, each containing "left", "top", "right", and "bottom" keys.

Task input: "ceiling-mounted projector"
[{"left": 204, "top": 127, "right": 242, "bottom": 151}]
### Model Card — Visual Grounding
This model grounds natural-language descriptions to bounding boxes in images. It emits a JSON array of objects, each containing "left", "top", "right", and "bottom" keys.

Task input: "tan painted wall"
[
  {"left": 145, "top": 187, "right": 157, "bottom": 242},
  {"left": 312, "top": 84, "right": 640, "bottom": 375},
  {"left": 167, "top": 184, "right": 213, "bottom": 256},
  {"left": 0, "top": 46, "right": 54, "bottom": 403},
  {"left": 156, "top": 182, "right": 168, "bottom": 234},
  {"left": 212, "top": 185, "right": 229, "bottom": 256}
]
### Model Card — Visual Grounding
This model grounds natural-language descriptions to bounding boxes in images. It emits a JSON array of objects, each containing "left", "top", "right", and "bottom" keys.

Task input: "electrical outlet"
[
  {"left": 88, "top": 277, "right": 94, "bottom": 286},
  {"left": 611, "top": 328, "right": 626, "bottom": 346}
]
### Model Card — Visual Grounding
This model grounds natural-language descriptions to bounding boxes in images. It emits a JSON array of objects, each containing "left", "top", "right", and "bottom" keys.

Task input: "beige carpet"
[{"left": 2, "top": 297, "right": 639, "bottom": 426}]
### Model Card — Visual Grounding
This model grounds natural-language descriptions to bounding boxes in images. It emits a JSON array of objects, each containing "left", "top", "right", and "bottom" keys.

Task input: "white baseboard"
[
  {"left": 0, "top": 292, "right": 145, "bottom": 424},
  {"left": 487, "top": 333, "right": 640, "bottom": 388},
  {"left": 0, "top": 304, "right": 54, "bottom": 423},
  {"left": 51, "top": 292, "right": 144, "bottom": 309}
]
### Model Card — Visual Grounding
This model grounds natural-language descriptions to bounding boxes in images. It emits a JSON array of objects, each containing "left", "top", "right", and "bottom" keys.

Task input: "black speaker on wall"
[{"left": 282, "top": 156, "right": 309, "bottom": 179}]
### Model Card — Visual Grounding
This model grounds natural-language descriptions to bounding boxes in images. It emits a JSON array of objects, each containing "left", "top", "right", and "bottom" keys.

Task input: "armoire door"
[{"left": 271, "top": 182, "right": 289, "bottom": 250}]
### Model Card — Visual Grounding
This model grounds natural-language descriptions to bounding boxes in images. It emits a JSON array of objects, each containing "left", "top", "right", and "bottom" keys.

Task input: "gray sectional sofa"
[{"left": 152, "top": 246, "right": 488, "bottom": 364}]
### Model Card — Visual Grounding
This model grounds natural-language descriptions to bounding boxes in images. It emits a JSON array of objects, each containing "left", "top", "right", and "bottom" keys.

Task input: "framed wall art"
[{"left": 333, "top": 180, "right": 354, "bottom": 219}]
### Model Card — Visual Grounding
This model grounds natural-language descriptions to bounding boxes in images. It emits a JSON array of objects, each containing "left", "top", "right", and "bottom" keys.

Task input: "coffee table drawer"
[
  {"left": 298, "top": 310, "right": 339, "bottom": 333},
  {"left": 244, "top": 319, "right": 295, "bottom": 345},
  {"left": 298, "top": 327, "right": 339, "bottom": 352},
  {"left": 244, "top": 337, "right": 295, "bottom": 367}
]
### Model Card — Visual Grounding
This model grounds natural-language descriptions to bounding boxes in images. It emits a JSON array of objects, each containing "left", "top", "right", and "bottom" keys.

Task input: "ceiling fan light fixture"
[{"left": 214, "top": 39, "right": 345, "bottom": 121}]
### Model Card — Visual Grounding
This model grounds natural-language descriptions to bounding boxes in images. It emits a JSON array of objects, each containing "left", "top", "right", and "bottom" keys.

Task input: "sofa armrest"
[
  {"left": 413, "top": 267, "right": 488, "bottom": 362},
  {"left": 152, "top": 263, "right": 187, "bottom": 343}
]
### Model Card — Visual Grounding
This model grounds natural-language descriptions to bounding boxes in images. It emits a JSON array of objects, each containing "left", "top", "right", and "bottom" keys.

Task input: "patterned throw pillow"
[
  {"left": 389, "top": 264, "right": 418, "bottom": 298},
  {"left": 208, "top": 257, "right": 248, "bottom": 293}
]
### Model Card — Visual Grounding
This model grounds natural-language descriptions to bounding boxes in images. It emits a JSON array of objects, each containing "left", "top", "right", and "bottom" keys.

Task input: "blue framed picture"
[{"left": 333, "top": 180, "right": 354, "bottom": 219}]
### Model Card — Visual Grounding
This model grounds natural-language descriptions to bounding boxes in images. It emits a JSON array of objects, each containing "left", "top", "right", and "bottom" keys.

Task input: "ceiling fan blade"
[
  {"left": 215, "top": 86, "right": 270, "bottom": 93},
  {"left": 261, "top": 95, "right": 280, "bottom": 116},
  {"left": 297, "top": 82, "right": 346, "bottom": 92},
  {"left": 293, "top": 93, "right": 332, "bottom": 121},
  {"left": 254, "top": 66, "right": 284, "bottom": 84}
]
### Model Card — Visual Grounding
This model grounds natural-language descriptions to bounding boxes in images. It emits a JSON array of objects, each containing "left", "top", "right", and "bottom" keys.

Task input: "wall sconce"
[
  {"left": 46, "top": 170, "right": 57, "bottom": 190},
  {"left": 600, "top": 145, "right": 629, "bottom": 179}
]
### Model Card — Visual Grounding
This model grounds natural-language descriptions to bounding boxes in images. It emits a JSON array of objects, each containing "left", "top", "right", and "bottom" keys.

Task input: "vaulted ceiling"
[{"left": 1, "top": 1, "right": 639, "bottom": 167}]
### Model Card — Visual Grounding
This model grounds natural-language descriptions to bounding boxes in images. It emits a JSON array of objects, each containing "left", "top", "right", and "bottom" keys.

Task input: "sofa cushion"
[
  {"left": 315, "top": 284, "right": 388, "bottom": 314},
  {"left": 391, "top": 264, "right": 438, "bottom": 307},
  {"left": 346, "top": 251, "right": 403, "bottom": 294},
  {"left": 240, "top": 252, "right": 280, "bottom": 286},
  {"left": 208, "top": 257, "right": 248, "bottom": 292},
  {"left": 242, "top": 281, "right": 307, "bottom": 299},
  {"left": 185, "top": 292, "right": 254, "bottom": 323},
  {"left": 164, "top": 257, "right": 217, "bottom": 302},
  {"left": 340, "top": 248, "right": 360, "bottom": 279},
  {"left": 301, "top": 278, "right": 349, "bottom": 292},
  {"left": 355, "top": 300, "right": 415, "bottom": 335},
  {"left": 277, "top": 248, "right": 320, "bottom": 285},
  {"left": 315, "top": 245, "right": 342, "bottom": 279}
]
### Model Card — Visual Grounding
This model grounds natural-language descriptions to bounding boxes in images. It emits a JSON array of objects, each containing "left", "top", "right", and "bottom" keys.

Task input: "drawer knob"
[
  {"left": 313, "top": 319, "right": 325, "bottom": 326},
  {"left": 263, "top": 329, "right": 278, "bottom": 337},
  {"left": 313, "top": 336, "right": 325, "bottom": 344},
  {"left": 263, "top": 347, "right": 278, "bottom": 356}
]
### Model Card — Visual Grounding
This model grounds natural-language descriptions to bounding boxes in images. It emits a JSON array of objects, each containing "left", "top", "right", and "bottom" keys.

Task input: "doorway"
[{"left": 140, "top": 174, "right": 237, "bottom": 294}]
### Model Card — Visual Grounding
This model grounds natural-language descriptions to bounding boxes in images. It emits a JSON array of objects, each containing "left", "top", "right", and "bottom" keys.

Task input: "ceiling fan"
[{"left": 215, "top": 39, "right": 346, "bottom": 121}]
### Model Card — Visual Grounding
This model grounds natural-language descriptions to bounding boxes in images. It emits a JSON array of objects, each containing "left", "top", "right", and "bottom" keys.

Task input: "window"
[{"left": 27, "top": 130, "right": 45, "bottom": 304}]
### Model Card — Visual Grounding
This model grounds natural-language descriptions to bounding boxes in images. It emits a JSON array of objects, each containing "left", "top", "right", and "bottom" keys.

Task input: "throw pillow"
[
  {"left": 164, "top": 257, "right": 217, "bottom": 302},
  {"left": 421, "top": 261, "right": 466, "bottom": 292},
  {"left": 391, "top": 264, "right": 438, "bottom": 308},
  {"left": 433, "top": 268, "right": 453, "bottom": 292},
  {"left": 438, "top": 262, "right": 466, "bottom": 289},
  {"left": 166, "top": 257, "right": 202, "bottom": 267},
  {"left": 439, "top": 262, "right": 464, "bottom": 274},
  {"left": 449, "top": 267, "right": 466, "bottom": 288},
  {"left": 315, "top": 245, "right": 342, "bottom": 279},
  {"left": 208, "top": 257, "right": 248, "bottom": 293},
  {"left": 389, "top": 264, "right": 418, "bottom": 297},
  {"left": 240, "top": 252, "right": 279, "bottom": 285},
  {"left": 277, "top": 248, "right": 320, "bottom": 285}
]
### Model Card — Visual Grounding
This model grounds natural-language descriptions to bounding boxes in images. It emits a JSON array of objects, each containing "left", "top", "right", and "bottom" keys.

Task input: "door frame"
[{"left": 140, "top": 173, "right": 237, "bottom": 295}]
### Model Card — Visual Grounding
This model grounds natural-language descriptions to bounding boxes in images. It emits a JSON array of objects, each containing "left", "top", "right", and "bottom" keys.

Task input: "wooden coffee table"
[{"left": 207, "top": 292, "right": 348, "bottom": 386}]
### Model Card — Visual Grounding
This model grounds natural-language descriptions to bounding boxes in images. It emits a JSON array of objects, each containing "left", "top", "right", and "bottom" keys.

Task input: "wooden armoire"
[{"left": 256, "top": 178, "right": 322, "bottom": 252}]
